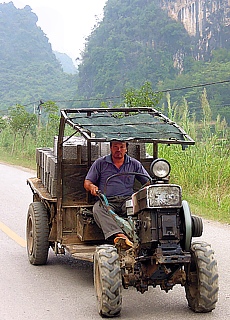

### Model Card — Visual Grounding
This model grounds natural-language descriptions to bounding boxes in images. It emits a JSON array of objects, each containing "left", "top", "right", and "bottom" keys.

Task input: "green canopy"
[
  {"left": 70, "top": 112, "right": 185, "bottom": 142},
  {"left": 62, "top": 108, "right": 195, "bottom": 145}
]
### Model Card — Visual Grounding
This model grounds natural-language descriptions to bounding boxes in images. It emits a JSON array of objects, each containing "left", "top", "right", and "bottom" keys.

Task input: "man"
[{"left": 84, "top": 140, "right": 150, "bottom": 248}]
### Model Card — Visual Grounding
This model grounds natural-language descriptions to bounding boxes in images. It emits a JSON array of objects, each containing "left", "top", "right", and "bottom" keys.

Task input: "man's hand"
[
  {"left": 90, "top": 184, "right": 99, "bottom": 196},
  {"left": 84, "top": 179, "right": 98, "bottom": 196}
]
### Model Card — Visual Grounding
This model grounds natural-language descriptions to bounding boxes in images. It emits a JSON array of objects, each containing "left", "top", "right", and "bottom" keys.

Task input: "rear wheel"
[
  {"left": 26, "top": 202, "right": 49, "bottom": 265},
  {"left": 185, "top": 241, "right": 218, "bottom": 312},
  {"left": 94, "top": 244, "right": 122, "bottom": 317}
]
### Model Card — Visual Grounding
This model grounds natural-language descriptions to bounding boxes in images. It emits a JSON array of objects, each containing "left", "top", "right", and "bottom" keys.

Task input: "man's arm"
[
  {"left": 84, "top": 179, "right": 99, "bottom": 196},
  {"left": 135, "top": 160, "right": 151, "bottom": 185}
]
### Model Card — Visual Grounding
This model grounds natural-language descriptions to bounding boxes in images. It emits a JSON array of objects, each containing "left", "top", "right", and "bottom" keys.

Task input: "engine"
[
  {"left": 123, "top": 159, "right": 192, "bottom": 293},
  {"left": 133, "top": 184, "right": 182, "bottom": 251}
]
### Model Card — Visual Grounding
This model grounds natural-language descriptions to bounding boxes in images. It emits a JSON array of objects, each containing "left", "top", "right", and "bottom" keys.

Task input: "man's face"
[{"left": 110, "top": 142, "right": 127, "bottom": 160}]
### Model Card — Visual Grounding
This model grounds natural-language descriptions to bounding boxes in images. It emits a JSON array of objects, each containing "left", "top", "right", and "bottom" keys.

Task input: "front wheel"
[
  {"left": 185, "top": 241, "right": 218, "bottom": 312},
  {"left": 26, "top": 202, "right": 49, "bottom": 265},
  {"left": 94, "top": 244, "right": 122, "bottom": 317}
]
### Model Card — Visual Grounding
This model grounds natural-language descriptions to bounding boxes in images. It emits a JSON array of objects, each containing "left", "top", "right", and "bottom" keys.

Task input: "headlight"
[{"left": 150, "top": 158, "right": 171, "bottom": 179}]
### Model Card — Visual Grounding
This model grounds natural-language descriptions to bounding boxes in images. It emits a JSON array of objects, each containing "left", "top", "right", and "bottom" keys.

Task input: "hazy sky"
[{"left": 2, "top": 0, "right": 107, "bottom": 62}]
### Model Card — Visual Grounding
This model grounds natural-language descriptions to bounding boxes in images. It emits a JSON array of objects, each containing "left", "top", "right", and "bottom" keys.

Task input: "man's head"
[{"left": 110, "top": 141, "right": 127, "bottom": 160}]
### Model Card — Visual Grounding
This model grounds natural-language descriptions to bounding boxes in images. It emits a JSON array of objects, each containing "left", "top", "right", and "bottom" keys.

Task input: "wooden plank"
[{"left": 27, "top": 177, "right": 57, "bottom": 202}]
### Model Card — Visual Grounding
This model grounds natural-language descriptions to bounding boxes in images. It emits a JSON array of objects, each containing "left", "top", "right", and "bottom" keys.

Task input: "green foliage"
[
  {"left": 76, "top": 1, "right": 229, "bottom": 124},
  {"left": 8, "top": 104, "right": 37, "bottom": 153},
  {"left": 77, "top": 0, "right": 191, "bottom": 100},
  {"left": 41, "top": 100, "right": 59, "bottom": 120},
  {"left": 123, "top": 82, "right": 162, "bottom": 107},
  {"left": 212, "top": 48, "right": 230, "bottom": 63},
  {"left": 158, "top": 51, "right": 230, "bottom": 124},
  {"left": 155, "top": 93, "right": 230, "bottom": 223},
  {"left": 0, "top": 116, "right": 7, "bottom": 131},
  {"left": 0, "top": 2, "right": 77, "bottom": 112},
  {"left": 37, "top": 101, "right": 60, "bottom": 147},
  {"left": 158, "top": 141, "right": 230, "bottom": 223}
]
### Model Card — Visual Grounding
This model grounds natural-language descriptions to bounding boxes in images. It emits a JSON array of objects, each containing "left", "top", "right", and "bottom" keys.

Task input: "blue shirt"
[{"left": 85, "top": 154, "right": 150, "bottom": 197}]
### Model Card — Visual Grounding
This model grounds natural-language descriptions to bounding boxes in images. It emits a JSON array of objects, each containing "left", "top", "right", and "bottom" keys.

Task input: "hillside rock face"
[
  {"left": 159, "top": 0, "right": 230, "bottom": 59},
  {"left": 0, "top": 2, "right": 76, "bottom": 109}
]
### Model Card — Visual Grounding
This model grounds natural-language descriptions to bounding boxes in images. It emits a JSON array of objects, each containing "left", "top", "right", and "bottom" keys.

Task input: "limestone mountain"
[
  {"left": 0, "top": 2, "right": 77, "bottom": 112},
  {"left": 160, "top": 0, "right": 230, "bottom": 60},
  {"left": 76, "top": 0, "right": 230, "bottom": 122},
  {"left": 54, "top": 51, "right": 77, "bottom": 74}
]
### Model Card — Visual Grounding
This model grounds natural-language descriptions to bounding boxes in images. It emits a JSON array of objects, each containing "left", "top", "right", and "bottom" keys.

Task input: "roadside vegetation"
[
  {"left": 0, "top": 84, "right": 229, "bottom": 224},
  {"left": 158, "top": 90, "right": 229, "bottom": 223}
]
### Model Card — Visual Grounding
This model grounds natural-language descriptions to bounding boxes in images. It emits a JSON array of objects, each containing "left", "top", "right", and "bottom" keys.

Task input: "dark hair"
[{"left": 110, "top": 140, "right": 128, "bottom": 147}]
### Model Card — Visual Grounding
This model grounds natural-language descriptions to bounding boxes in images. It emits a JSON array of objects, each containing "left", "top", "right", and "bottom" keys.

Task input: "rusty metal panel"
[
  {"left": 76, "top": 213, "right": 104, "bottom": 241},
  {"left": 62, "top": 162, "right": 89, "bottom": 206},
  {"left": 65, "top": 244, "right": 97, "bottom": 262},
  {"left": 62, "top": 207, "right": 78, "bottom": 231}
]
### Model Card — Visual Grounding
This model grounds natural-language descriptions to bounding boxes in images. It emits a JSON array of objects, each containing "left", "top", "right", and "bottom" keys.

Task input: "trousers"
[{"left": 93, "top": 196, "right": 130, "bottom": 239}]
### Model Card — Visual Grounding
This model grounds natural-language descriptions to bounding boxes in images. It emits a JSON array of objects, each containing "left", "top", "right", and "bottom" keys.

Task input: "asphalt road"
[{"left": 0, "top": 162, "right": 229, "bottom": 320}]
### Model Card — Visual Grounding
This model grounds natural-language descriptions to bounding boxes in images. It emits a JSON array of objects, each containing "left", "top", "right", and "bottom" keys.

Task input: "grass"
[
  {"left": 157, "top": 143, "right": 230, "bottom": 224},
  {"left": 0, "top": 147, "right": 36, "bottom": 170},
  {"left": 185, "top": 192, "right": 230, "bottom": 223}
]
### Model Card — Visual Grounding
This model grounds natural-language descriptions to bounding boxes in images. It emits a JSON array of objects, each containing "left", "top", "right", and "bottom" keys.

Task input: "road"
[{"left": 0, "top": 162, "right": 229, "bottom": 320}]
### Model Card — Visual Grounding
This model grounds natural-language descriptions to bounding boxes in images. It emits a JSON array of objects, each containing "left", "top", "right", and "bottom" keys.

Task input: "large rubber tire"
[
  {"left": 94, "top": 244, "right": 122, "bottom": 317},
  {"left": 26, "top": 202, "right": 49, "bottom": 265},
  {"left": 185, "top": 241, "right": 219, "bottom": 312}
]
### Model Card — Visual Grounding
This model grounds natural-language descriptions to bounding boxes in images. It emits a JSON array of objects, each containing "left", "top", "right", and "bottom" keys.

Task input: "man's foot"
[{"left": 114, "top": 233, "right": 133, "bottom": 250}]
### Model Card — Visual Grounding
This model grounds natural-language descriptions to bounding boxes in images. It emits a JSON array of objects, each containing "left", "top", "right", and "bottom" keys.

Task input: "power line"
[
  {"left": 156, "top": 79, "right": 230, "bottom": 94},
  {"left": 53, "top": 79, "right": 230, "bottom": 103},
  {"left": 52, "top": 79, "right": 230, "bottom": 104},
  {"left": 0, "top": 79, "right": 229, "bottom": 111}
]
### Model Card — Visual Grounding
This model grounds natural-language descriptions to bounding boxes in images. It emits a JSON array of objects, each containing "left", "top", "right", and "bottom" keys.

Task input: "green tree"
[
  {"left": 8, "top": 105, "right": 37, "bottom": 153},
  {"left": 77, "top": 0, "right": 191, "bottom": 100},
  {"left": 0, "top": 116, "right": 7, "bottom": 132},
  {"left": 0, "top": 2, "right": 77, "bottom": 112},
  {"left": 36, "top": 100, "right": 60, "bottom": 147},
  {"left": 123, "top": 81, "right": 162, "bottom": 107},
  {"left": 43, "top": 101, "right": 60, "bottom": 139}
]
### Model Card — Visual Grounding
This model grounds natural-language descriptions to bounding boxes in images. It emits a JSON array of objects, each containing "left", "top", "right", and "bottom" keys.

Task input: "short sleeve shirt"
[{"left": 85, "top": 154, "right": 150, "bottom": 197}]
